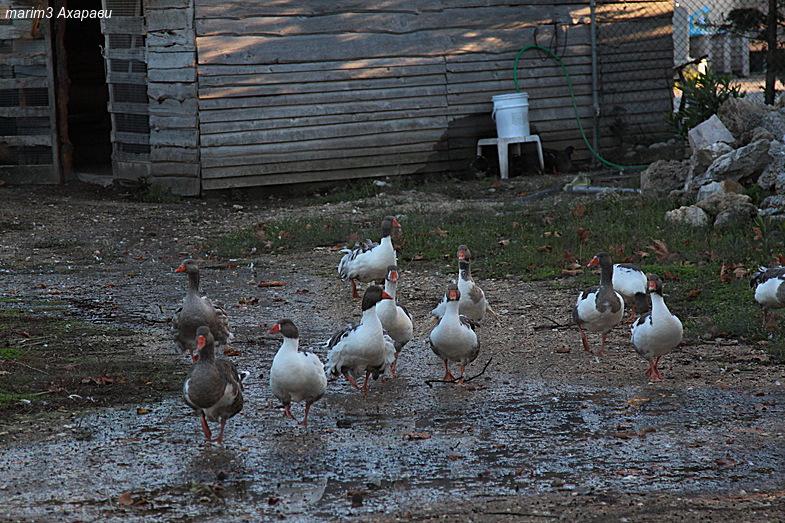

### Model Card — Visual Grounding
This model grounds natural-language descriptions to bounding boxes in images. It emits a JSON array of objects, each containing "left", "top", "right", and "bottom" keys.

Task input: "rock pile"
[{"left": 642, "top": 98, "right": 785, "bottom": 227}]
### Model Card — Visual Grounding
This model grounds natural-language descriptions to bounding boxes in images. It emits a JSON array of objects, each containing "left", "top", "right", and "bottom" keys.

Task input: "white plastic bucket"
[{"left": 492, "top": 92, "right": 530, "bottom": 138}]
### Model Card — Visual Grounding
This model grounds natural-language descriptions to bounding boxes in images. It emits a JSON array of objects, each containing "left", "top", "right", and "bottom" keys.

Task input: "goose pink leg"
[
  {"left": 345, "top": 373, "right": 361, "bottom": 391},
  {"left": 214, "top": 418, "right": 227, "bottom": 444},
  {"left": 200, "top": 413, "right": 212, "bottom": 443},
  {"left": 300, "top": 401, "right": 314, "bottom": 429},
  {"left": 596, "top": 334, "right": 607, "bottom": 357},
  {"left": 362, "top": 370, "right": 371, "bottom": 397},
  {"left": 578, "top": 326, "right": 592, "bottom": 353},
  {"left": 442, "top": 360, "right": 456, "bottom": 381}
]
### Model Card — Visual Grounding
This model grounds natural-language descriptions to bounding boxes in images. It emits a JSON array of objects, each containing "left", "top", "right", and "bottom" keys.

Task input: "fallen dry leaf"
[
  {"left": 82, "top": 375, "right": 114, "bottom": 386},
  {"left": 431, "top": 227, "right": 448, "bottom": 237},
  {"left": 403, "top": 431, "right": 431, "bottom": 441},
  {"left": 719, "top": 263, "right": 747, "bottom": 284},
  {"left": 715, "top": 457, "right": 737, "bottom": 469},
  {"left": 610, "top": 430, "right": 637, "bottom": 440},
  {"left": 627, "top": 396, "right": 651, "bottom": 408},
  {"left": 686, "top": 288, "right": 702, "bottom": 300},
  {"left": 118, "top": 492, "right": 134, "bottom": 506},
  {"left": 572, "top": 203, "right": 587, "bottom": 218},
  {"left": 576, "top": 227, "right": 590, "bottom": 244},
  {"left": 733, "top": 266, "right": 748, "bottom": 280},
  {"left": 136, "top": 407, "right": 151, "bottom": 415},
  {"left": 537, "top": 245, "right": 553, "bottom": 253},
  {"left": 650, "top": 240, "right": 672, "bottom": 262},
  {"left": 223, "top": 347, "right": 241, "bottom": 357},
  {"left": 258, "top": 280, "right": 286, "bottom": 288},
  {"left": 753, "top": 227, "right": 764, "bottom": 241}
]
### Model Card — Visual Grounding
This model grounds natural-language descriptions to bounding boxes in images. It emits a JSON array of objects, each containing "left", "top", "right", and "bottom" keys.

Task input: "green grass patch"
[
  {"left": 0, "top": 348, "right": 21, "bottom": 360},
  {"left": 0, "top": 391, "right": 31, "bottom": 407},
  {"left": 211, "top": 194, "right": 785, "bottom": 349}
]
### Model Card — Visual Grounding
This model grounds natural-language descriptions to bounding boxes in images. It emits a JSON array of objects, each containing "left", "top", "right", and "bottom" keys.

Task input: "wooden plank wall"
[
  {"left": 193, "top": 0, "right": 674, "bottom": 188},
  {"left": 597, "top": 0, "right": 674, "bottom": 154},
  {"left": 194, "top": 0, "right": 601, "bottom": 189},
  {"left": 145, "top": 0, "right": 200, "bottom": 196},
  {"left": 0, "top": 2, "right": 60, "bottom": 184},
  {"left": 101, "top": 0, "right": 152, "bottom": 182}
]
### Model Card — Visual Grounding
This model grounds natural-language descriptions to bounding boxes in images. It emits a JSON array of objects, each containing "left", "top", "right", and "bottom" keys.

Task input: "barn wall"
[
  {"left": 145, "top": 0, "right": 200, "bottom": 196},
  {"left": 189, "top": 0, "right": 672, "bottom": 188},
  {"left": 0, "top": 4, "right": 59, "bottom": 184},
  {"left": 102, "top": 0, "right": 152, "bottom": 181}
]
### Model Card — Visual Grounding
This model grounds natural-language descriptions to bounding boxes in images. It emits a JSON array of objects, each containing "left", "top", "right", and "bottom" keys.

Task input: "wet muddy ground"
[{"left": 1, "top": 184, "right": 784, "bottom": 521}]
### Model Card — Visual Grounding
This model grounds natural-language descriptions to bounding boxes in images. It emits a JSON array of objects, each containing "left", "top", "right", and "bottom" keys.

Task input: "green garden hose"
[{"left": 512, "top": 44, "right": 648, "bottom": 172}]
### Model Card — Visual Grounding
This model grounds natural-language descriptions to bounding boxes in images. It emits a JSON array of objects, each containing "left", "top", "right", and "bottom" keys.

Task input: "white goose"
[
  {"left": 751, "top": 266, "right": 785, "bottom": 324},
  {"left": 375, "top": 265, "right": 413, "bottom": 378},
  {"left": 269, "top": 319, "right": 327, "bottom": 428},
  {"left": 338, "top": 216, "right": 400, "bottom": 298},
  {"left": 431, "top": 245, "right": 497, "bottom": 322},
  {"left": 573, "top": 252, "right": 625, "bottom": 355},
  {"left": 612, "top": 263, "right": 648, "bottom": 319},
  {"left": 631, "top": 274, "right": 683, "bottom": 382},
  {"left": 429, "top": 284, "right": 480, "bottom": 383},
  {"left": 324, "top": 286, "right": 396, "bottom": 395}
]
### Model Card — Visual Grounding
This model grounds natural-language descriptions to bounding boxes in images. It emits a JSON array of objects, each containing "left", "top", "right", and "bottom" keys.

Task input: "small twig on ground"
[
  {"left": 10, "top": 360, "right": 49, "bottom": 375},
  {"left": 424, "top": 356, "right": 493, "bottom": 388},
  {"left": 533, "top": 315, "right": 570, "bottom": 331}
]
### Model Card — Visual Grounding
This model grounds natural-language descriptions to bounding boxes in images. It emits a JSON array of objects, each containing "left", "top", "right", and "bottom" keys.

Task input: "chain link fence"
[{"left": 590, "top": 0, "right": 764, "bottom": 164}]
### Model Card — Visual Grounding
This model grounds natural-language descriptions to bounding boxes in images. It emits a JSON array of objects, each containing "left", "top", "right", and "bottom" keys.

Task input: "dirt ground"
[{"left": 1, "top": 183, "right": 784, "bottom": 522}]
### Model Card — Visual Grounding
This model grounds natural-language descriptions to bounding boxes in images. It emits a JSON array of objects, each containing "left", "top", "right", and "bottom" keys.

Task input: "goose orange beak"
[
  {"left": 586, "top": 257, "right": 600, "bottom": 268},
  {"left": 195, "top": 334, "right": 206, "bottom": 351},
  {"left": 268, "top": 323, "right": 281, "bottom": 334},
  {"left": 175, "top": 264, "right": 186, "bottom": 273},
  {"left": 391, "top": 217, "right": 401, "bottom": 228},
  {"left": 381, "top": 291, "right": 393, "bottom": 300},
  {"left": 389, "top": 271, "right": 399, "bottom": 283}
]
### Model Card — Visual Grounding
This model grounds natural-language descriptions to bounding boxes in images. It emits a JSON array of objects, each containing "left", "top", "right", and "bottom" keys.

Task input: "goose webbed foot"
[{"left": 442, "top": 360, "right": 456, "bottom": 381}]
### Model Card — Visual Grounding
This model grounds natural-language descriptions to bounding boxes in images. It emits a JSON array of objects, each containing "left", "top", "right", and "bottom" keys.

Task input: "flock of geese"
[{"left": 175, "top": 216, "right": 785, "bottom": 444}]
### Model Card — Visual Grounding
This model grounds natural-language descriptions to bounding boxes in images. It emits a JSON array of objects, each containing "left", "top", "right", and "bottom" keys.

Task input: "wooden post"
[
  {"left": 52, "top": 0, "right": 72, "bottom": 180},
  {"left": 765, "top": 0, "right": 777, "bottom": 105}
]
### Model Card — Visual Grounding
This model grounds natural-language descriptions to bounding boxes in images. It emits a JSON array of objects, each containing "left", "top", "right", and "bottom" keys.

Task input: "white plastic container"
[{"left": 492, "top": 92, "right": 530, "bottom": 138}]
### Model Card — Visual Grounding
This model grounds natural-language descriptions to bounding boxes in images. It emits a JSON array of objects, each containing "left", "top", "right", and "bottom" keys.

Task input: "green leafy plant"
[{"left": 670, "top": 68, "right": 744, "bottom": 136}]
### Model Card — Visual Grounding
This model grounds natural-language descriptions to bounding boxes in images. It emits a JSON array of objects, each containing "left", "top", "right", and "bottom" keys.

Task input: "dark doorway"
[{"left": 62, "top": 0, "right": 112, "bottom": 176}]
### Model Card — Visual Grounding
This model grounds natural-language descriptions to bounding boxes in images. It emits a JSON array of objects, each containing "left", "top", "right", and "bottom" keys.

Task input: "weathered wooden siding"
[
  {"left": 0, "top": 3, "right": 59, "bottom": 184},
  {"left": 597, "top": 0, "right": 674, "bottom": 151},
  {"left": 194, "top": 0, "right": 607, "bottom": 189},
  {"left": 101, "top": 0, "right": 152, "bottom": 180},
  {"left": 144, "top": 0, "right": 200, "bottom": 196}
]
